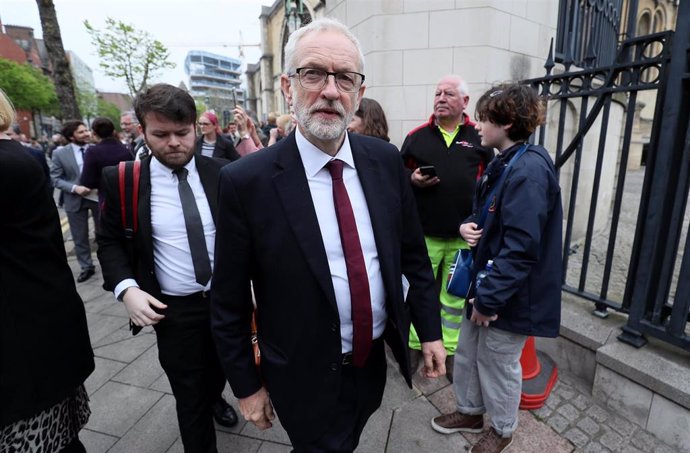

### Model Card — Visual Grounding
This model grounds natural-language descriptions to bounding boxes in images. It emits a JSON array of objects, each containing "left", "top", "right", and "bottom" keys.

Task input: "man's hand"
[
  {"left": 460, "top": 222, "right": 483, "bottom": 247},
  {"left": 74, "top": 185, "right": 91, "bottom": 196},
  {"left": 468, "top": 298, "right": 498, "bottom": 327},
  {"left": 239, "top": 387, "right": 275, "bottom": 430},
  {"left": 420, "top": 340, "right": 447, "bottom": 378},
  {"left": 410, "top": 168, "right": 440, "bottom": 188},
  {"left": 122, "top": 287, "right": 167, "bottom": 326}
]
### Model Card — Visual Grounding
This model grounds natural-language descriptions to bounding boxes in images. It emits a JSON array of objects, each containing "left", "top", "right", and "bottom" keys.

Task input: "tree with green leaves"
[
  {"left": 36, "top": 0, "right": 81, "bottom": 119},
  {"left": 96, "top": 98, "right": 123, "bottom": 131},
  {"left": 84, "top": 18, "right": 176, "bottom": 98},
  {"left": 0, "top": 58, "right": 58, "bottom": 113}
]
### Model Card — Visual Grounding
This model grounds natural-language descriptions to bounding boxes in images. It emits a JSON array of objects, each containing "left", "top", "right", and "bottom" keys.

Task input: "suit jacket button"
[
  {"left": 331, "top": 363, "right": 338, "bottom": 371},
  {"left": 331, "top": 322, "right": 338, "bottom": 332}
]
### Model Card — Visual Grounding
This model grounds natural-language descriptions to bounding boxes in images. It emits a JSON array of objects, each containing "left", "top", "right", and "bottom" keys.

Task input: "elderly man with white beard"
[{"left": 210, "top": 17, "right": 446, "bottom": 453}]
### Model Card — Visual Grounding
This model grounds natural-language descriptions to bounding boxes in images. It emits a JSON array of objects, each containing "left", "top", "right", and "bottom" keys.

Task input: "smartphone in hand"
[{"left": 418, "top": 165, "right": 437, "bottom": 178}]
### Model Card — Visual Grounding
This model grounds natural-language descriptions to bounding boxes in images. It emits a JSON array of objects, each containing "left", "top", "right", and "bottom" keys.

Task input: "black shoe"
[
  {"left": 77, "top": 268, "right": 95, "bottom": 283},
  {"left": 213, "top": 398, "right": 238, "bottom": 427}
]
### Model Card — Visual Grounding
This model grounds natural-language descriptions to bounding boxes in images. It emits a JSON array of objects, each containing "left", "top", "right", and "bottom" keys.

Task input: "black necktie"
[
  {"left": 79, "top": 147, "right": 85, "bottom": 160},
  {"left": 173, "top": 167, "right": 212, "bottom": 286}
]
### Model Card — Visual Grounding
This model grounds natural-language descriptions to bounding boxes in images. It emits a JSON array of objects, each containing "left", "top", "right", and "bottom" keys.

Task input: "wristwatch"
[{"left": 117, "top": 287, "right": 130, "bottom": 302}]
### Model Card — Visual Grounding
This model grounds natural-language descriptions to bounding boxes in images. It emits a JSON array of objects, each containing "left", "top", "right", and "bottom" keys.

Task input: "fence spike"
[{"left": 545, "top": 38, "right": 555, "bottom": 75}]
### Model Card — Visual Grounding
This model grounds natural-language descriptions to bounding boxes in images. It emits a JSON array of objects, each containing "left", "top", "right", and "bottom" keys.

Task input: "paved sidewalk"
[{"left": 64, "top": 244, "right": 671, "bottom": 452}]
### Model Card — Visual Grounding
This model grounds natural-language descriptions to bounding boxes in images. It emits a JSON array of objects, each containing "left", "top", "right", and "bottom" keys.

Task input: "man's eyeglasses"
[{"left": 289, "top": 68, "right": 365, "bottom": 93}]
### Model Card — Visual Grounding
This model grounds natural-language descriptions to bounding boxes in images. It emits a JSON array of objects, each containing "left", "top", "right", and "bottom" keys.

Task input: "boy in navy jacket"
[{"left": 431, "top": 83, "right": 563, "bottom": 453}]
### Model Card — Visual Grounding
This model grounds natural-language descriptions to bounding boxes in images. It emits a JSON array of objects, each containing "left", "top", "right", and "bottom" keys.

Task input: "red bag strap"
[{"left": 117, "top": 160, "right": 141, "bottom": 236}]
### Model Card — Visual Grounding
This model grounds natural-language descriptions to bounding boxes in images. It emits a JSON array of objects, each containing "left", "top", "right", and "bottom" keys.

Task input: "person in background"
[
  {"left": 51, "top": 120, "right": 99, "bottom": 283},
  {"left": 0, "top": 87, "right": 95, "bottom": 453},
  {"left": 432, "top": 83, "right": 562, "bottom": 453},
  {"left": 401, "top": 75, "right": 493, "bottom": 380},
  {"left": 195, "top": 111, "right": 240, "bottom": 161},
  {"left": 224, "top": 122, "right": 241, "bottom": 146},
  {"left": 348, "top": 97, "right": 390, "bottom": 142},
  {"left": 7, "top": 123, "right": 50, "bottom": 178},
  {"left": 80, "top": 117, "right": 133, "bottom": 205},
  {"left": 211, "top": 17, "right": 446, "bottom": 452},
  {"left": 120, "top": 111, "right": 149, "bottom": 159},
  {"left": 267, "top": 113, "right": 294, "bottom": 146},
  {"left": 232, "top": 106, "right": 263, "bottom": 156}
]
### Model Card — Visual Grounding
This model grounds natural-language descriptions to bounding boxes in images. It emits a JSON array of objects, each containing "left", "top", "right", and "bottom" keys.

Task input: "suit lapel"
[
  {"left": 272, "top": 135, "right": 338, "bottom": 314},
  {"left": 138, "top": 158, "right": 155, "bottom": 270},
  {"left": 351, "top": 138, "right": 396, "bottom": 300},
  {"left": 61, "top": 145, "right": 79, "bottom": 180},
  {"left": 196, "top": 156, "right": 219, "bottom": 222}
]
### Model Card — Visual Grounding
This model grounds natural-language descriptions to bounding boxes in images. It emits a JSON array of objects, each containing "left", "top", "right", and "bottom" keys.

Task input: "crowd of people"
[{"left": 0, "top": 16, "right": 562, "bottom": 453}]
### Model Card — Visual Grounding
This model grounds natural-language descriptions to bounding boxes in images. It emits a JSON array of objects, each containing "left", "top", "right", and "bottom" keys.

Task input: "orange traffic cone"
[{"left": 519, "top": 337, "right": 558, "bottom": 409}]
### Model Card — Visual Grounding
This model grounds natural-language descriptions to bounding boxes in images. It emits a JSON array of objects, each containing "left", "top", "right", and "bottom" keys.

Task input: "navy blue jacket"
[{"left": 465, "top": 143, "right": 562, "bottom": 338}]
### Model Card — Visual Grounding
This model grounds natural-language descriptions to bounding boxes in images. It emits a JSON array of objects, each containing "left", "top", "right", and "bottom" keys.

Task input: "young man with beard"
[
  {"left": 51, "top": 120, "right": 99, "bottom": 283},
  {"left": 97, "top": 84, "right": 238, "bottom": 453},
  {"left": 211, "top": 18, "right": 446, "bottom": 453}
]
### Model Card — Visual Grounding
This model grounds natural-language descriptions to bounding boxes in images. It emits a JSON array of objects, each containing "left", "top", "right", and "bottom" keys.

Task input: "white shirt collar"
[
  {"left": 150, "top": 155, "right": 198, "bottom": 179},
  {"left": 295, "top": 127, "right": 355, "bottom": 177}
]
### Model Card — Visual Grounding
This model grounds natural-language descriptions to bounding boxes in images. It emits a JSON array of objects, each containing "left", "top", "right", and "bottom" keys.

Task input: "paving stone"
[
  {"left": 654, "top": 444, "right": 678, "bottom": 453},
  {"left": 545, "top": 393, "right": 563, "bottom": 409},
  {"left": 79, "top": 429, "right": 118, "bottom": 453},
  {"left": 557, "top": 403, "right": 580, "bottom": 422},
  {"left": 150, "top": 372, "right": 173, "bottom": 394},
  {"left": 108, "top": 395, "right": 179, "bottom": 453},
  {"left": 91, "top": 325, "right": 133, "bottom": 348},
  {"left": 357, "top": 406, "right": 393, "bottom": 453},
  {"left": 166, "top": 438, "right": 183, "bottom": 453},
  {"left": 563, "top": 427, "right": 589, "bottom": 448},
  {"left": 98, "top": 300, "right": 131, "bottom": 318},
  {"left": 576, "top": 416, "right": 600, "bottom": 436},
  {"left": 411, "top": 370, "right": 450, "bottom": 396},
  {"left": 511, "top": 411, "right": 575, "bottom": 453},
  {"left": 619, "top": 445, "right": 645, "bottom": 453},
  {"left": 84, "top": 356, "right": 126, "bottom": 396},
  {"left": 547, "top": 414, "right": 570, "bottom": 434},
  {"left": 216, "top": 431, "right": 263, "bottom": 452},
  {"left": 379, "top": 361, "right": 421, "bottom": 412},
  {"left": 581, "top": 441, "right": 611, "bottom": 453},
  {"left": 257, "top": 442, "right": 293, "bottom": 453},
  {"left": 93, "top": 332, "right": 157, "bottom": 362},
  {"left": 112, "top": 343, "right": 165, "bottom": 387},
  {"left": 78, "top": 279, "right": 109, "bottom": 303},
  {"left": 555, "top": 383, "right": 576, "bottom": 401},
  {"left": 630, "top": 429, "right": 659, "bottom": 452},
  {"left": 86, "top": 312, "right": 129, "bottom": 345},
  {"left": 426, "top": 383, "right": 458, "bottom": 415},
  {"left": 86, "top": 381, "right": 163, "bottom": 436},
  {"left": 531, "top": 405, "right": 553, "bottom": 421},
  {"left": 572, "top": 394, "right": 591, "bottom": 411},
  {"left": 607, "top": 414, "right": 637, "bottom": 437},
  {"left": 599, "top": 428, "right": 624, "bottom": 451},
  {"left": 240, "top": 412, "right": 291, "bottom": 445},
  {"left": 387, "top": 397, "right": 469, "bottom": 452},
  {"left": 586, "top": 404, "right": 610, "bottom": 423}
]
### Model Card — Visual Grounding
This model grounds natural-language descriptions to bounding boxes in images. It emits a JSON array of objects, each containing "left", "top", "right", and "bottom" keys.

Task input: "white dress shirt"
[
  {"left": 70, "top": 143, "right": 87, "bottom": 193},
  {"left": 114, "top": 156, "right": 215, "bottom": 298},
  {"left": 296, "top": 128, "right": 387, "bottom": 353}
]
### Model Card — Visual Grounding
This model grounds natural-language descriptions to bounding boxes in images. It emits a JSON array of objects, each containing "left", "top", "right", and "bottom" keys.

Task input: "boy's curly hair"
[{"left": 475, "top": 83, "right": 545, "bottom": 142}]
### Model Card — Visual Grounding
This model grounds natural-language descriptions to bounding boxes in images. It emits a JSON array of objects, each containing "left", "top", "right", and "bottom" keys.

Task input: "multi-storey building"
[{"left": 184, "top": 50, "right": 245, "bottom": 119}]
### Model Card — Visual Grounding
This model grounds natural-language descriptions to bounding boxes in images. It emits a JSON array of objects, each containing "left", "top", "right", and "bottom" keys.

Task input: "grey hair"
[
  {"left": 439, "top": 75, "right": 470, "bottom": 96},
  {"left": 120, "top": 110, "right": 139, "bottom": 124},
  {"left": 283, "top": 17, "right": 365, "bottom": 74}
]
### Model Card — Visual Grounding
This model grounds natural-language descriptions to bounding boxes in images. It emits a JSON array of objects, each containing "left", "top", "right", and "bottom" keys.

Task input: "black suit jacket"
[
  {"left": 97, "top": 155, "right": 227, "bottom": 297},
  {"left": 195, "top": 134, "right": 240, "bottom": 161},
  {"left": 210, "top": 132, "right": 441, "bottom": 442},
  {"left": 0, "top": 140, "right": 94, "bottom": 426}
]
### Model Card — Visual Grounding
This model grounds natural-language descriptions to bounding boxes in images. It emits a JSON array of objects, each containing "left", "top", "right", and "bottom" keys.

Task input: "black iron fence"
[{"left": 523, "top": 0, "right": 690, "bottom": 352}]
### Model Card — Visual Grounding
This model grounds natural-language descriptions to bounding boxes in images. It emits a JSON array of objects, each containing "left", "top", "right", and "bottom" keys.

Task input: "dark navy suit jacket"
[{"left": 210, "top": 131, "right": 442, "bottom": 442}]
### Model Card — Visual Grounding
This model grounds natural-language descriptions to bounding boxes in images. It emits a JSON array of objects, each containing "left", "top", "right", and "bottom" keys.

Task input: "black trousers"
[
  {"left": 290, "top": 339, "right": 387, "bottom": 453},
  {"left": 154, "top": 293, "right": 226, "bottom": 453}
]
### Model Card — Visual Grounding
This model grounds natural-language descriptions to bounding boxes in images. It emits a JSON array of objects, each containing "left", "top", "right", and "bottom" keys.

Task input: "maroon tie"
[{"left": 326, "top": 159, "right": 373, "bottom": 368}]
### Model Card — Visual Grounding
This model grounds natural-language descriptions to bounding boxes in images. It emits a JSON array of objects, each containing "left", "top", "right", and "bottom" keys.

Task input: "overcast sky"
[{"left": 1, "top": 0, "right": 275, "bottom": 93}]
